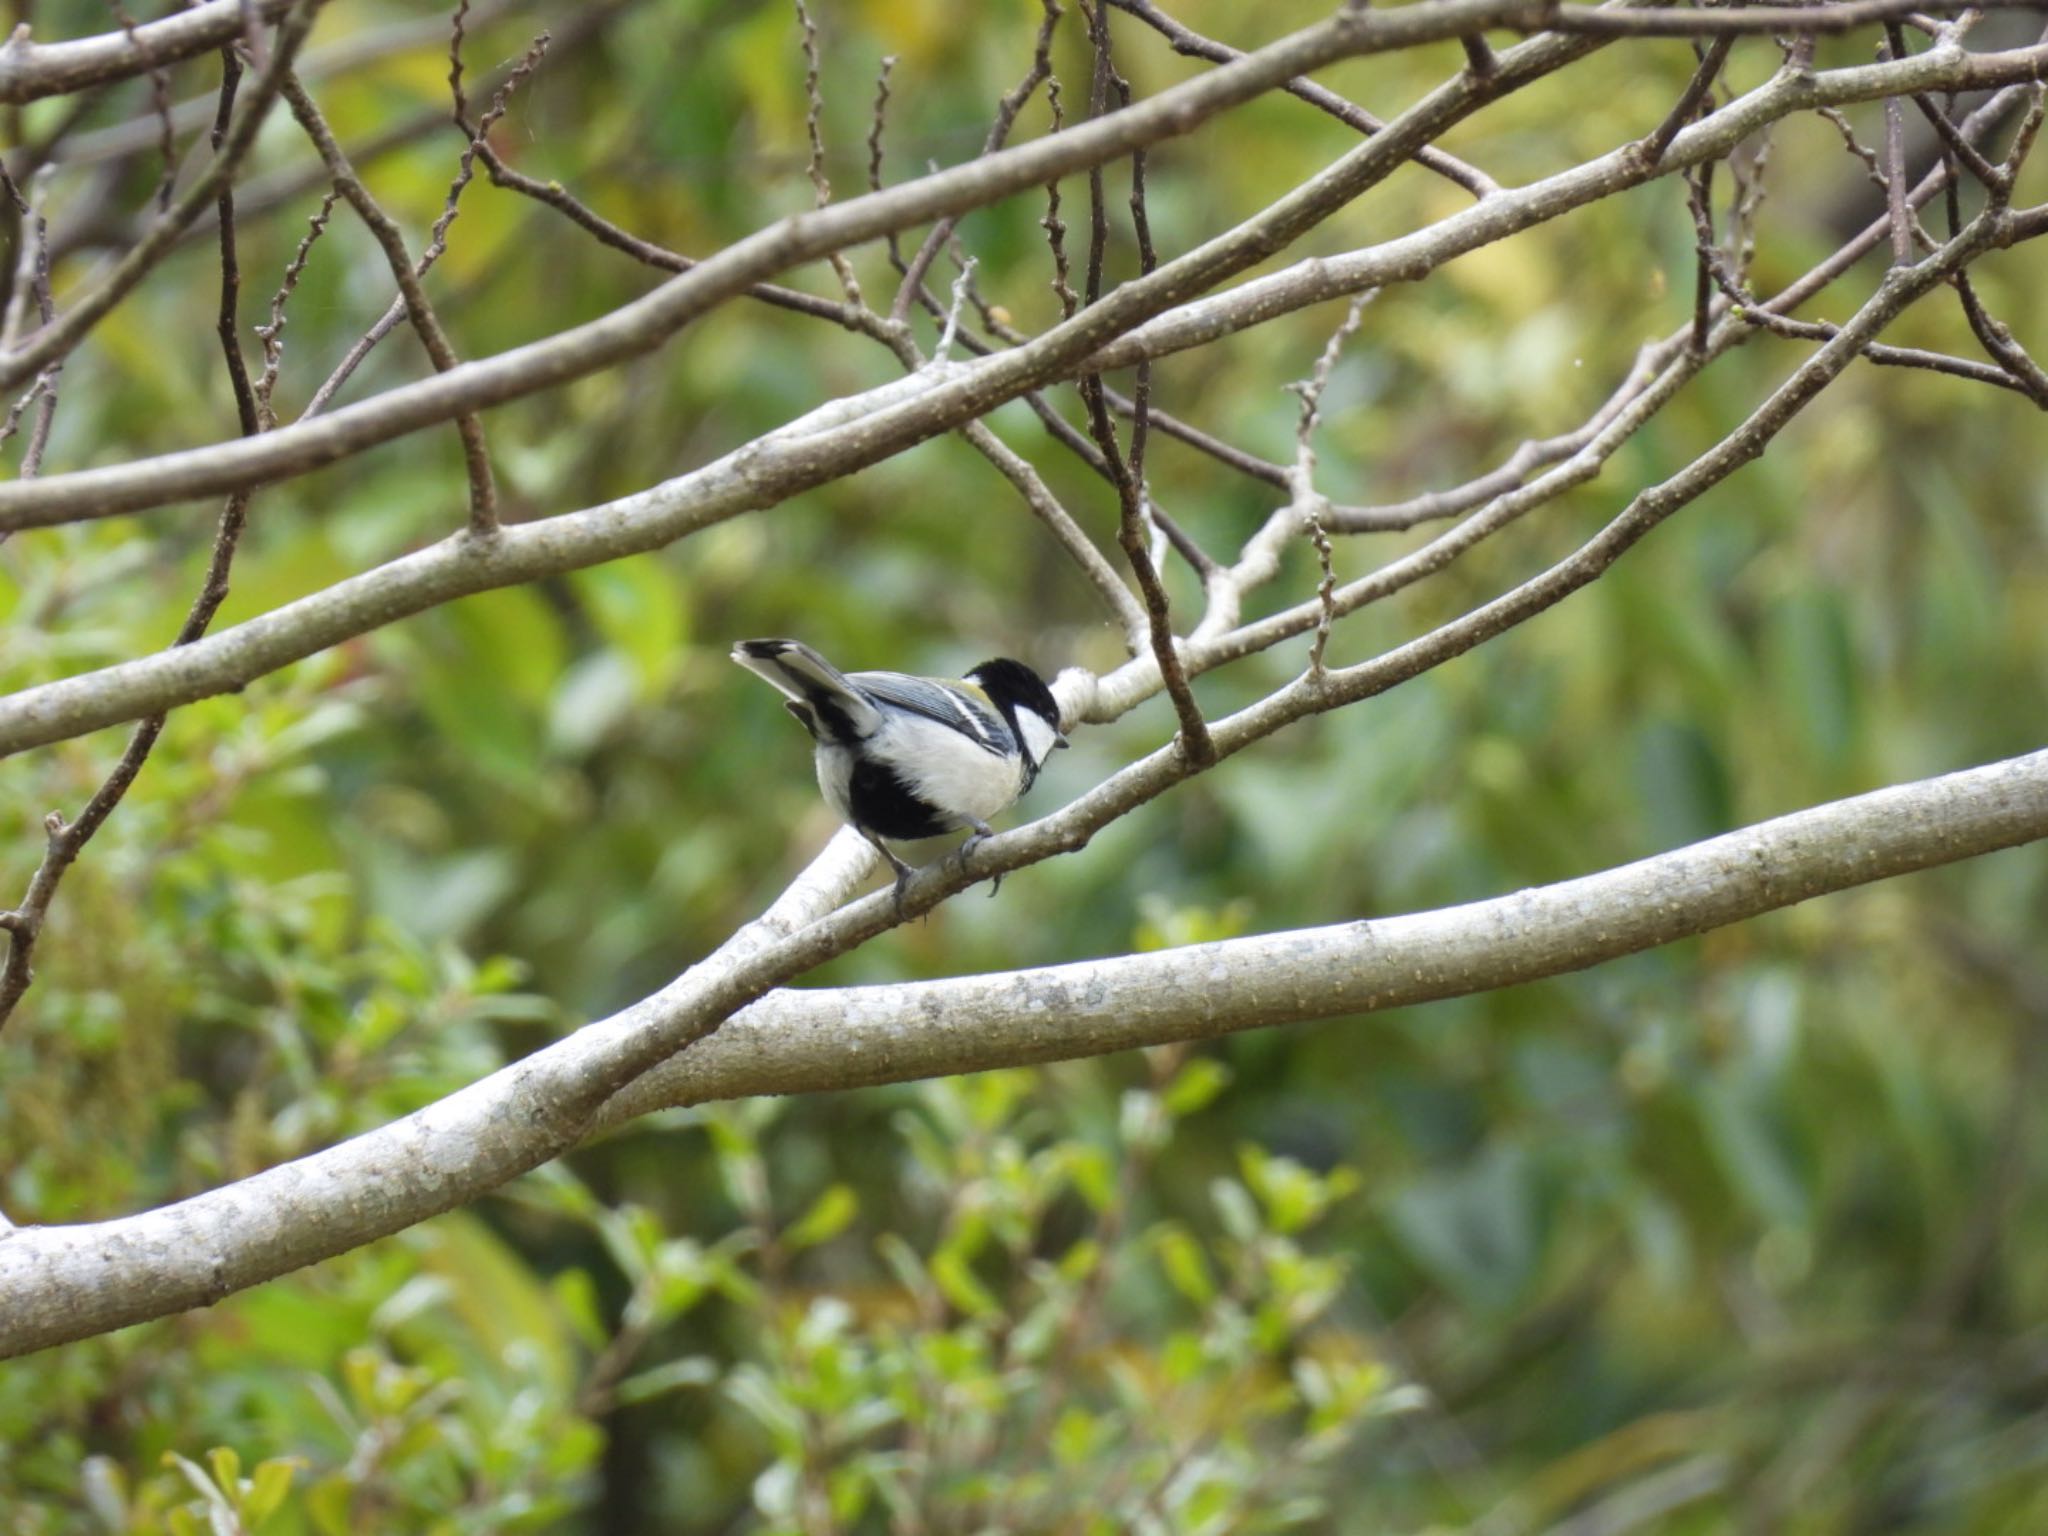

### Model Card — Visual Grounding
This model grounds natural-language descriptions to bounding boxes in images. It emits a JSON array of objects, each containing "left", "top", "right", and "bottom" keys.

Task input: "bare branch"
[
  {"left": 1078, "top": 0, "right": 1214, "bottom": 765},
  {"left": 1542, "top": 0, "right": 2048, "bottom": 37},
  {"left": 0, "top": 51, "right": 266, "bottom": 1029},
  {"left": 0, "top": 164, "right": 58, "bottom": 480},
  {"left": 298, "top": 30, "right": 552, "bottom": 421},
  {"left": 1095, "top": 40, "right": 2048, "bottom": 370},
  {"left": 278, "top": 72, "right": 499, "bottom": 535},
  {"left": 1107, "top": 0, "right": 1501, "bottom": 201},
  {"left": 1287, "top": 292, "right": 1375, "bottom": 676},
  {"left": 34, "top": 0, "right": 531, "bottom": 171},
  {"left": 0, "top": 0, "right": 321, "bottom": 394},
  {"left": 0, "top": 0, "right": 1627, "bottom": 522},
  {"left": 5, "top": 739, "right": 2045, "bottom": 1357},
  {"left": 251, "top": 189, "right": 337, "bottom": 427},
  {"left": 892, "top": 0, "right": 1062, "bottom": 324},
  {"left": 2, "top": 5, "right": 2046, "bottom": 1347},
  {"left": 0, "top": 0, "right": 325, "bottom": 106},
  {"left": 864, "top": 53, "right": 904, "bottom": 269},
  {"left": 793, "top": 0, "right": 866, "bottom": 310},
  {"left": 7, "top": 38, "right": 2047, "bottom": 751},
  {"left": 1635, "top": 33, "right": 1733, "bottom": 165}
]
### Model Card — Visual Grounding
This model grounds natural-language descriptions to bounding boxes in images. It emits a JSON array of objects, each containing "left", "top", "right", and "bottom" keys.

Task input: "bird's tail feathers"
[{"left": 731, "top": 639, "right": 880, "bottom": 738}]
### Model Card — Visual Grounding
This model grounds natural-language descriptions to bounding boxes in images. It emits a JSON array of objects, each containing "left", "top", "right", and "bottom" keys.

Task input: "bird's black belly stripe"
[{"left": 848, "top": 758, "right": 954, "bottom": 840}]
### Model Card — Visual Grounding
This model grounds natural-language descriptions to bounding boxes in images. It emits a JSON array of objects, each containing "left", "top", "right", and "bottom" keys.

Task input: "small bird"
[{"left": 732, "top": 638, "right": 1067, "bottom": 906}]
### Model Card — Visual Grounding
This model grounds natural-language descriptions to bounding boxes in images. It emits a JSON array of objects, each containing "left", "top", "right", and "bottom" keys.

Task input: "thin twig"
[
  {"left": 0, "top": 54, "right": 267, "bottom": 1031},
  {"left": 890, "top": 0, "right": 1062, "bottom": 324},
  {"left": 448, "top": 0, "right": 474, "bottom": 130},
  {"left": 1635, "top": 34, "right": 1733, "bottom": 165},
  {"left": 103, "top": 0, "right": 178, "bottom": 212},
  {"left": 1688, "top": 157, "right": 1718, "bottom": 352},
  {"left": 1106, "top": 0, "right": 1499, "bottom": 200},
  {"left": 864, "top": 53, "right": 905, "bottom": 270},
  {"left": 1288, "top": 293, "right": 1375, "bottom": 678},
  {"left": 279, "top": 73, "right": 499, "bottom": 535},
  {"left": 252, "top": 189, "right": 338, "bottom": 427},
  {"left": 0, "top": 164, "right": 59, "bottom": 480},
  {"left": 1077, "top": 0, "right": 1213, "bottom": 764},
  {"left": 1883, "top": 34, "right": 1914, "bottom": 263},
  {"left": 794, "top": 0, "right": 865, "bottom": 309},
  {"left": 300, "top": 30, "right": 552, "bottom": 419}
]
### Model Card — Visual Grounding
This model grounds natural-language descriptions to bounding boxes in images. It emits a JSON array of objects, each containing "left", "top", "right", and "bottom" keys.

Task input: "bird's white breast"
[{"left": 841, "top": 711, "right": 1025, "bottom": 828}]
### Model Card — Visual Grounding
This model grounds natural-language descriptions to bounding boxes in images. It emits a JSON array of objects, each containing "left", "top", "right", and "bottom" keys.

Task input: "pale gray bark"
[
  {"left": 4, "top": 0, "right": 2047, "bottom": 1371},
  {"left": 2, "top": 20, "right": 2039, "bottom": 531},
  {"left": 2, "top": 748, "right": 2043, "bottom": 1361},
  {"left": 4, "top": 39, "right": 2044, "bottom": 756},
  {"left": 0, "top": 0, "right": 320, "bottom": 105}
]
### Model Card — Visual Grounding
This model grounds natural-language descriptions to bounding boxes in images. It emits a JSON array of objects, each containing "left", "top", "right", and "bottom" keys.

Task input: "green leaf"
[
  {"left": 1161, "top": 1058, "right": 1232, "bottom": 1118},
  {"left": 1153, "top": 1224, "right": 1217, "bottom": 1305},
  {"left": 548, "top": 649, "right": 640, "bottom": 758},
  {"left": 614, "top": 1355, "right": 720, "bottom": 1407},
  {"left": 1067, "top": 1145, "right": 1117, "bottom": 1213},
  {"left": 205, "top": 1448, "right": 240, "bottom": 1502},
  {"left": 931, "top": 1249, "right": 1002, "bottom": 1319},
  {"left": 784, "top": 1183, "right": 858, "bottom": 1251},
  {"left": 306, "top": 1474, "right": 353, "bottom": 1536},
  {"left": 571, "top": 560, "right": 689, "bottom": 694},
  {"left": 242, "top": 1459, "right": 302, "bottom": 1528},
  {"left": 551, "top": 1268, "right": 609, "bottom": 1353}
]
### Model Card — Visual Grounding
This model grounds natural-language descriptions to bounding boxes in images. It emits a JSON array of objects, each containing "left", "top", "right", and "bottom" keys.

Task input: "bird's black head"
[{"left": 967, "top": 658, "right": 1067, "bottom": 777}]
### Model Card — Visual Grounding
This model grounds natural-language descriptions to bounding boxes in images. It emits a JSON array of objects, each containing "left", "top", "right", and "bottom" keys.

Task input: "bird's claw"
[{"left": 957, "top": 829, "right": 1003, "bottom": 897}]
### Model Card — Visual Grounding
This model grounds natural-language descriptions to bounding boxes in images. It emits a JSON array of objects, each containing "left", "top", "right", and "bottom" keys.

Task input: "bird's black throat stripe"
[{"left": 848, "top": 757, "right": 952, "bottom": 840}]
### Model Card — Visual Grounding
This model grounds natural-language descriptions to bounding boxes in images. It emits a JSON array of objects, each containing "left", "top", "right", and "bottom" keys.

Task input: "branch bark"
[
  {"left": 2, "top": 747, "right": 2042, "bottom": 1361},
  {"left": 0, "top": 0, "right": 1541, "bottom": 513},
  {"left": 0, "top": 0, "right": 324, "bottom": 105},
  {"left": 2, "top": 30, "right": 2037, "bottom": 545}
]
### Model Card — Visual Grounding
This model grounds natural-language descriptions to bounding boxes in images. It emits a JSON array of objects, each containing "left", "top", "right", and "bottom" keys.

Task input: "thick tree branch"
[
  {"left": 2, "top": 746, "right": 2042, "bottom": 1360},
  {"left": 0, "top": 0, "right": 324, "bottom": 105},
  {"left": 598, "top": 749, "right": 2048, "bottom": 1122}
]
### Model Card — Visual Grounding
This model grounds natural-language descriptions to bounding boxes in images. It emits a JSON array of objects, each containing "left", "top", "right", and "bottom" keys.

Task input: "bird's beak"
[{"left": 1055, "top": 736, "right": 1069, "bottom": 749}]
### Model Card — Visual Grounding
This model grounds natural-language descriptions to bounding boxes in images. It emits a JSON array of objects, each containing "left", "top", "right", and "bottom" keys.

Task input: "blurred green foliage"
[{"left": 3, "top": 0, "right": 2048, "bottom": 1530}]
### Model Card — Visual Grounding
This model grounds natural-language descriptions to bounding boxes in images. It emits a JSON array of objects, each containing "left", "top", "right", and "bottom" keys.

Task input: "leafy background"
[{"left": 2, "top": 0, "right": 2046, "bottom": 1530}]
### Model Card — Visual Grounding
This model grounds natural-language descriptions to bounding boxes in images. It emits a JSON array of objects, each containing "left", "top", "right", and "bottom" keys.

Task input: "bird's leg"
[
  {"left": 862, "top": 831, "right": 918, "bottom": 918},
  {"left": 957, "top": 818, "right": 1003, "bottom": 897}
]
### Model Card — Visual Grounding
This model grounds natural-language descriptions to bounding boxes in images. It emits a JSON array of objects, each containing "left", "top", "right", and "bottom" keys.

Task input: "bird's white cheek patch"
[{"left": 1017, "top": 711, "right": 1062, "bottom": 769}]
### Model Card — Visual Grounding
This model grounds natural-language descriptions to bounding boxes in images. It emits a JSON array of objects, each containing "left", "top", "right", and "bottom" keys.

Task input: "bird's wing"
[{"left": 852, "top": 672, "right": 1012, "bottom": 756}]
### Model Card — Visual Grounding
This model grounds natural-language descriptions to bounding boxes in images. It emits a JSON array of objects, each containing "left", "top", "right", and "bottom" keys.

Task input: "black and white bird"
[{"left": 732, "top": 638, "right": 1067, "bottom": 905}]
